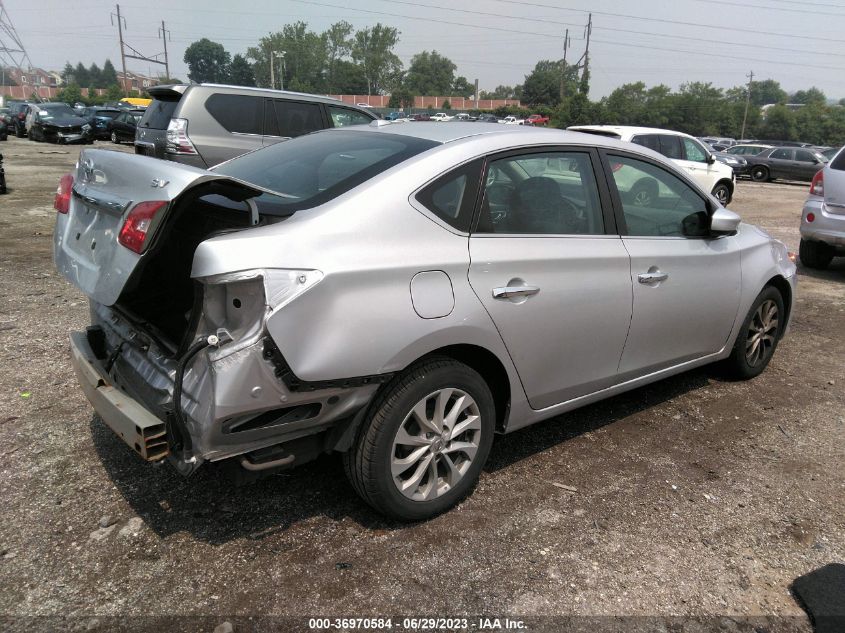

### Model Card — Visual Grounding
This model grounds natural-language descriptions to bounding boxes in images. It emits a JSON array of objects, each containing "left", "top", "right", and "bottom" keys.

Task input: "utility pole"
[
  {"left": 560, "top": 28, "right": 570, "bottom": 102},
  {"left": 159, "top": 20, "right": 170, "bottom": 80},
  {"left": 581, "top": 13, "right": 592, "bottom": 95},
  {"left": 112, "top": 5, "right": 128, "bottom": 94},
  {"left": 270, "top": 49, "right": 275, "bottom": 90},
  {"left": 741, "top": 70, "right": 754, "bottom": 141}
]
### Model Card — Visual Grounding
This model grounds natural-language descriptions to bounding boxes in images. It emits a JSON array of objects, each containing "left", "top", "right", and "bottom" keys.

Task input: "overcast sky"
[{"left": 5, "top": 0, "right": 845, "bottom": 99}]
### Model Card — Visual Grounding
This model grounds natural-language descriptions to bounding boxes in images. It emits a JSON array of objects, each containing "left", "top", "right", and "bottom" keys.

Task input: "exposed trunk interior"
[{"left": 116, "top": 183, "right": 272, "bottom": 354}]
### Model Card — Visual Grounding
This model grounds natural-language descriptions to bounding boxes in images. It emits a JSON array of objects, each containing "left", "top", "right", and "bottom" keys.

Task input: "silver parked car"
[
  {"left": 799, "top": 147, "right": 845, "bottom": 268},
  {"left": 54, "top": 123, "right": 796, "bottom": 520}
]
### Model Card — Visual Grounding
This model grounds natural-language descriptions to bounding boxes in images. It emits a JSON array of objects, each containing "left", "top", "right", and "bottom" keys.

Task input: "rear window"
[
  {"left": 139, "top": 98, "right": 179, "bottom": 130},
  {"left": 213, "top": 129, "right": 438, "bottom": 215},
  {"left": 205, "top": 93, "right": 263, "bottom": 135}
]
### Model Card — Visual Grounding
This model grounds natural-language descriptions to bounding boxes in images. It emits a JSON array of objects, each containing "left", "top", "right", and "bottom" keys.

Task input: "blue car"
[{"left": 82, "top": 107, "right": 122, "bottom": 140}]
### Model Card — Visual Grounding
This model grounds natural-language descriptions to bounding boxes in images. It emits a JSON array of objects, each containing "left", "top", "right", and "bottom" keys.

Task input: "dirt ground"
[{"left": 0, "top": 137, "right": 843, "bottom": 633}]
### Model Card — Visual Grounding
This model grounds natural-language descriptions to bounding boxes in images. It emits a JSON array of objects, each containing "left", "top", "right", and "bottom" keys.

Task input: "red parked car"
[{"left": 526, "top": 114, "right": 549, "bottom": 126}]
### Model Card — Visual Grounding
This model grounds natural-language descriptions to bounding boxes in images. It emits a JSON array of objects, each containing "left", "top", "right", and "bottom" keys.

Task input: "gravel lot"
[{"left": 0, "top": 137, "right": 843, "bottom": 632}]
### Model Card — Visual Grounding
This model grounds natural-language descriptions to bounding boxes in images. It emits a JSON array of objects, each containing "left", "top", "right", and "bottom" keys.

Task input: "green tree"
[
  {"left": 184, "top": 38, "right": 231, "bottom": 83},
  {"left": 453, "top": 76, "right": 473, "bottom": 97},
  {"left": 351, "top": 23, "right": 402, "bottom": 95},
  {"left": 521, "top": 60, "right": 578, "bottom": 107},
  {"left": 749, "top": 79, "right": 787, "bottom": 107},
  {"left": 389, "top": 86, "right": 414, "bottom": 110},
  {"left": 101, "top": 60, "right": 118, "bottom": 86},
  {"left": 790, "top": 87, "right": 826, "bottom": 106},
  {"left": 441, "top": 99, "right": 451, "bottom": 109},
  {"left": 759, "top": 105, "right": 797, "bottom": 140},
  {"left": 479, "top": 85, "right": 520, "bottom": 100},
  {"left": 325, "top": 21, "right": 353, "bottom": 93},
  {"left": 247, "top": 22, "right": 327, "bottom": 92},
  {"left": 58, "top": 83, "right": 83, "bottom": 105},
  {"left": 404, "top": 50, "right": 456, "bottom": 96},
  {"left": 61, "top": 62, "right": 75, "bottom": 84},
  {"left": 332, "top": 60, "right": 368, "bottom": 94},
  {"left": 74, "top": 62, "right": 89, "bottom": 88},
  {"left": 105, "top": 84, "right": 123, "bottom": 102},
  {"left": 88, "top": 63, "right": 102, "bottom": 88},
  {"left": 228, "top": 54, "right": 255, "bottom": 86}
]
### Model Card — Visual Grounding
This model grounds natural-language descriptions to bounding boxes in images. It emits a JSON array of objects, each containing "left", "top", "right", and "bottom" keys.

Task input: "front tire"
[
  {"left": 799, "top": 238, "right": 834, "bottom": 269},
  {"left": 711, "top": 182, "right": 731, "bottom": 205},
  {"left": 751, "top": 166, "right": 770, "bottom": 182},
  {"left": 344, "top": 358, "right": 495, "bottom": 521},
  {"left": 725, "top": 287, "right": 784, "bottom": 379},
  {"left": 111, "top": 131, "right": 119, "bottom": 144}
]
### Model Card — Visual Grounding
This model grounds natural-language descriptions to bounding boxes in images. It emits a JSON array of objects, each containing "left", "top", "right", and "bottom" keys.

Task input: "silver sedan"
[{"left": 54, "top": 122, "right": 796, "bottom": 520}]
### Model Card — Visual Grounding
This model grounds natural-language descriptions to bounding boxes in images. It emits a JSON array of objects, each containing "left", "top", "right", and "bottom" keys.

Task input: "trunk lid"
[{"left": 54, "top": 149, "right": 257, "bottom": 306}]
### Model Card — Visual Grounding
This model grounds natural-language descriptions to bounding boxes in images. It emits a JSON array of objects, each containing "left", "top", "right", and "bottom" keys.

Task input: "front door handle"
[
  {"left": 492, "top": 285, "right": 540, "bottom": 299},
  {"left": 638, "top": 271, "right": 669, "bottom": 284}
]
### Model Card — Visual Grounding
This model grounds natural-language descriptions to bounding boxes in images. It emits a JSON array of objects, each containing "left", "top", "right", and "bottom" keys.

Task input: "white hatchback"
[{"left": 568, "top": 125, "right": 736, "bottom": 205}]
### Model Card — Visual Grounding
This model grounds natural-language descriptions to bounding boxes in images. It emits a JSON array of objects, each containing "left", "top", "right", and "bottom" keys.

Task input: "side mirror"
[
  {"left": 710, "top": 207, "right": 741, "bottom": 235},
  {"left": 706, "top": 153, "right": 716, "bottom": 165}
]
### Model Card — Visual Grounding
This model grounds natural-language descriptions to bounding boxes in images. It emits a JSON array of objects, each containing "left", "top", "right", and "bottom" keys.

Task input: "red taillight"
[
  {"left": 810, "top": 170, "right": 824, "bottom": 196},
  {"left": 806, "top": 212, "right": 815, "bottom": 223},
  {"left": 118, "top": 201, "right": 167, "bottom": 254},
  {"left": 17, "top": 112, "right": 25, "bottom": 120},
  {"left": 54, "top": 173, "right": 74, "bottom": 214}
]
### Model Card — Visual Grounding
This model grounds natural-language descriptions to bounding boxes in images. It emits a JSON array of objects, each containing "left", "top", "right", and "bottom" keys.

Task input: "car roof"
[
  {"left": 340, "top": 120, "right": 650, "bottom": 152},
  {"left": 567, "top": 124, "right": 696, "bottom": 139}
]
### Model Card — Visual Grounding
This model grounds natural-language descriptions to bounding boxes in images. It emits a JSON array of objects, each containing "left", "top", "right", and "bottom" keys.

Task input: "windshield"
[
  {"left": 40, "top": 104, "right": 75, "bottom": 119},
  {"left": 213, "top": 129, "right": 438, "bottom": 215}
]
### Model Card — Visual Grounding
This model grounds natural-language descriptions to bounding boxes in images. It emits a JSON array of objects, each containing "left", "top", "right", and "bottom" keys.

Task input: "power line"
[
  {"left": 372, "top": 0, "right": 845, "bottom": 59},
  {"left": 487, "top": 0, "right": 843, "bottom": 44}
]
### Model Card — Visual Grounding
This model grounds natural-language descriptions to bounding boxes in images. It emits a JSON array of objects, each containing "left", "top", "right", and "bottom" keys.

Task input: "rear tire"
[
  {"left": 751, "top": 166, "right": 769, "bottom": 182},
  {"left": 799, "top": 238, "right": 834, "bottom": 269},
  {"left": 344, "top": 358, "right": 495, "bottom": 521},
  {"left": 725, "top": 286, "right": 784, "bottom": 380}
]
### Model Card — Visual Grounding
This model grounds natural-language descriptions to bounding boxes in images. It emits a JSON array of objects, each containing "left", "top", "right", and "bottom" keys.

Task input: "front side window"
[
  {"left": 682, "top": 137, "right": 708, "bottom": 162},
  {"left": 476, "top": 151, "right": 604, "bottom": 235},
  {"left": 608, "top": 155, "right": 709, "bottom": 238},
  {"left": 771, "top": 148, "right": 792, "bottom": 160},
  {"left": 328, "top": 106, "right": 374, "bottom": 127}
]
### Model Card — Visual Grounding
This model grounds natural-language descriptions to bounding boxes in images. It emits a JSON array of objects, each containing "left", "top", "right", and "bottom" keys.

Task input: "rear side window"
[
  {"left": 328, "top": 106, "right": 374, "bottom": 127},
  {"left": 415, "top": 160, "right": 483, "bottom": 232},
  {"left": 139, "top": 98, "right": 179, "bottom": 130},
  {"left": 660, "top": 135, "right": 685, "bottom": 160},
  {"left": 631, "top": 134, "right": 659, "bottom": 153},
  {"left": 795, "top": 150, "right": 818, "bottom": 163},
  {"left": 205, "top": 93, "right": 263, "bottom": 134},
  {"left": 265, "top": 99, "right": 324, "bottom": 137},
  {"left": 831, "top": 150, "right": 845, "bottom": 171}
]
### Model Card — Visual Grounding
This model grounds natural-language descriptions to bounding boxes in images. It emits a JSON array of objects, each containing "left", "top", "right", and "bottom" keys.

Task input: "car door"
[
  {"left": 468, "top": 148, "right": 633, "bottom": 409},
  {"left": 794, "top": 149, "right": 823, "bottom": 180},
  {"left": 602, "top": 151, "right": 741, "bottom": 378},
  {"left": 767, "top": 148, "right": 794, "bottom": 179},
  {"left": 678, "top": 136, "right": 721, "bottom": 192}
]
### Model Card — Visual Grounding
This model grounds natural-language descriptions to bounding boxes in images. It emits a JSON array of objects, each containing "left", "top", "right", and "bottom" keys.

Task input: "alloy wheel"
[
  {"left": 391, "top": 388, "right": 482, "bottom": 501},
  {"left": 745, "top": 299, "right": 778, "bottom": 367}
]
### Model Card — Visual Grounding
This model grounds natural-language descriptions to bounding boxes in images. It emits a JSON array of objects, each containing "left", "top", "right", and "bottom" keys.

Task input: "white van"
[{"left": 568, "top": 125, "right": 736, "bottom": 205}]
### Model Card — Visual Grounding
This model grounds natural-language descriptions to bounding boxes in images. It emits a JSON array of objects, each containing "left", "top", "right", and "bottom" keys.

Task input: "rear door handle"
[
  {"left": 492, "top": 285, "right": 540, "bottom": 299},
  {"left": 638, "top": 272, "right": 669, "bottom": 284}
]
